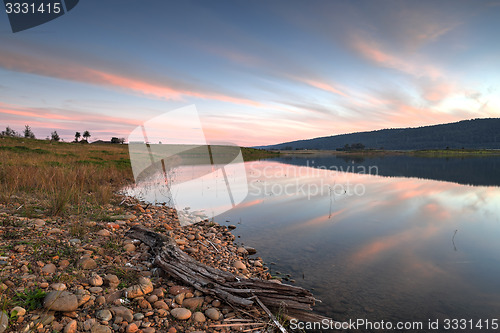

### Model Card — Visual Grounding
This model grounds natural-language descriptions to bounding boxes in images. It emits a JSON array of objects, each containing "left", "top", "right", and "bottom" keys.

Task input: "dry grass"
[{"left": 0, "top": 137, "right": 133, "bottom": 217}]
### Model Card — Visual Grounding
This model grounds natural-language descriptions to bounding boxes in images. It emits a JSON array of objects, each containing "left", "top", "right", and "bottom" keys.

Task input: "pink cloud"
[
  {"left": 0, "top": 49, "right": 260, "bottom": 107},
  {"left": 300, "top": 79, "right": 348, "bottom": 97}
]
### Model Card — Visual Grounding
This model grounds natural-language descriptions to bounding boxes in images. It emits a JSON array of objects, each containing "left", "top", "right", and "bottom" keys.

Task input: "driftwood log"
[{"left": 126, "top": 225, "right": 330, "bottom": 322}]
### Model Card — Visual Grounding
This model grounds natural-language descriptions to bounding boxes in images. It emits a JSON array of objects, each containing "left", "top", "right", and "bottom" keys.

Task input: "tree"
[
  {"left": 74, "top": 131, "right": 81, "bottom": 142},
  {"left": 1, "top": 126, "right": 18, "bottom": 137},
  {"left": 83, "top": 130, "right": 91, "bottom": 142},
  {"left": 111, "top": 137, "right": 120, "bottom": 144},
  {"left": 24, "top": 125, "right": 35, "bottom": 139},
  {"left": 51, "top": 131, "right": 60, "bottom": 142}
]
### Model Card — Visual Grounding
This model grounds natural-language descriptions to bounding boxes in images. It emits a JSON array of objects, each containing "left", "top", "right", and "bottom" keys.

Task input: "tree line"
[{"left": 0, "top": 125, "right": 124, "bottom": 144}]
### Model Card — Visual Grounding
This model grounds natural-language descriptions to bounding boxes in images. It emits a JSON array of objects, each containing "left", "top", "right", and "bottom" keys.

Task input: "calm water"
[{"left": 128, "top": 154, "right": 500, "bottom": 330}]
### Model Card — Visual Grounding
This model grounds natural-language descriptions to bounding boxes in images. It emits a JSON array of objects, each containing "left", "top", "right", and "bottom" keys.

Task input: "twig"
[
  {"left": 251, "top": 295, "right": 287, "bottom": 333},
  {"left": 242, "top": 326, "right": 267, "bottom": 332},
  {"left": 206, "top": 239, "right": 220, "bottom": 253},
  {"left": 209, "top": 322, "right": 265, "bottom": 328}
]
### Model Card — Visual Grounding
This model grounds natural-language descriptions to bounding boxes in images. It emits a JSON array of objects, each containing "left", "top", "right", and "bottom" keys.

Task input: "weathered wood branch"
[{"left": 126, "top": 225, "right": 330, "bottom": 322}]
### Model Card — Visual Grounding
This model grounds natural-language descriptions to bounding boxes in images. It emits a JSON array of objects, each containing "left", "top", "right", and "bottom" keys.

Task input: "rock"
[
  {"left": 89, "top": 274, "right": 103, "bottom": 286},
  {"left": 41, "top": 314, "right": 55, "bottom": 325},
  {"left": 97, "top": 229, "right": 111, "bottom": 236},
  {"left": 182, "top": 297, "right": 204, "bottom": 310},
  {"left": 91, "top": 325, "right": 112, "bottom": 333},
  {"left": 110, "top": 306, "right": 134, "bottom": 323},
  {"left": 147, "top": 295, "right": 158, "bottom": 303},
  {"left": 69, "top": 239, "right": 81, "bottom": 246},
  {"left": 253, "top": 260, "right": 263, "bottom": 267},
  {"left": 59, "top": 259, "right": 70, "bottom": 268},
  {"left": 143, "top": 328, "right": 155, "bottom": 333},
  {"left": 227, "top": 225, "right": 236, "bottom": 230},
  {"left": 104, "top": 274, "right": 120, "bottom": 288},
  {"left": 153, "top": 301, "right": 169, "bottom": 310},
  {"left": 205, "top": 308, "right": 221, "bottom": 320},
  {"left": 14, "top": 244, "right": 26, "bottom": 252},
  {"left": 174, "top": 293, "right": 184, "bottom": 305},
  {"left": 96, "top": 309, "right": 113, "bottom": 321},
  {"left": 134, "top": 313, "right": 145, "bottom": 320},
  {"left": 84, "top": 319, "right": 97, "bottom": 331},
  {"left": 63, "top": 320, "right": 77, "bottom": 333},
  {"left": 44, "top": 291, "right": 78, "bottom": 312},
  {"left": 89, "top": 287, "right": 103, "bottom": 293},
  {"left": 237, "top": 247, "right": 248, "bottom": 255},
  {"left": 244, "top": 246, "right": 257, "bottom": 255},
  {"left": 125, "top": 277, "right": 153, "bottom": 298},
  {"left": 42, "top": 263, "right": 57, "bottom": 274},
  {"left": 109, "top": 214, "right": 135, "bottom": 221},
  {"left": 233, "top": 260, "right": 246, "bottom": 270},
  {"left": 212, "top": 300, "right": 221, "bottom": 307},
  {"left": 126, "top": 323, "right": 139, "bottom": 332},
  {"left": 169, "top": 285, "right": 192, "bottom": 295},
  {"left": 192, "top": 311, "right": 206, "bottom": 322},
  {"left": 0, "top": 312, "right": 8, "bottom": 333},
  {"left": 76, "top": 294, "right": 91, "bottom": 307},
  {"left": 11, "top": 306, "right": 26, "bottom": 317},
  {"left": 34, "top": 219, "right": 46, "bottom": 227},
  {"left": 124, "top": 244, "right": 136, "bottom": 252},
  {"left": 96, "top": 296, "right": 106, "bottom": 305},
  {"left": 51, "top": 283, "right": 67, "bottom": 291},
  {"left": 170, "top": 307, "right": 192, "bottom": 320},
  {"left": 78, "top": 258, "right": 97, "bottom": 269}
]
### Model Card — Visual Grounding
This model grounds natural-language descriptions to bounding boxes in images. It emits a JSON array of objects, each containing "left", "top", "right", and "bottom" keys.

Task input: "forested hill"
[{"left": 260, "top": 118, "right": 500, "bottom": 150}]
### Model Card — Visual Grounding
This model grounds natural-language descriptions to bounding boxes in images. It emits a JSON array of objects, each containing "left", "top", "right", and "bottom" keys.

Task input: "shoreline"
[{"left": 0, "top": 193, "right": 288, "bottom": 333}]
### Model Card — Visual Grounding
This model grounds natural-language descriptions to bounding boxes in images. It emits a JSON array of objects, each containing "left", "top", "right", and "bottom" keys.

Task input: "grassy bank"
[
  {"left": 0, "top": 138, "right": 278, "bottom": 218},
  {"left": 0, "top": 137, "right": 134, "bottom": 218}
]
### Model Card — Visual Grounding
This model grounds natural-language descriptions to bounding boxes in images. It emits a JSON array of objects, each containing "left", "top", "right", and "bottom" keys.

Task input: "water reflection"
[{"left": 128, "top": 157, "right": 500, "bottom": 328}]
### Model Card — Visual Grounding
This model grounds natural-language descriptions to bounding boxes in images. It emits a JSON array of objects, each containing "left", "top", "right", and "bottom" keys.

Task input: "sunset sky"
[{"left": 1, "top": 0, "right": 499, "bottom": 146}]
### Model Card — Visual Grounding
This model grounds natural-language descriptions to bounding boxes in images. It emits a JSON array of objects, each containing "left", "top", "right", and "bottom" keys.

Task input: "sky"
[{"left": 1, "top": 0, "right": 499, "bottom": 146}]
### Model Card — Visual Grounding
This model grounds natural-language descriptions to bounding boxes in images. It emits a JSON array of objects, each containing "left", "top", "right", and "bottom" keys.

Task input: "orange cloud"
[
  {"left": 350, "top": 34, "right": 443, "bottom": 80},
  {"left": 0, "top": 49, "right": 260, "bottom": 107},
  {"left": 300, "top": 79, "right": 348, "bottom": 97}
]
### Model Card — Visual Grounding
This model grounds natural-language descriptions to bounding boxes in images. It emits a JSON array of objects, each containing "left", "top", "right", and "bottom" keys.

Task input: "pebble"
[
  {"left": 192, "top": 311, "right": 206, "bottom": 322},
  {"left": 174, "top": 293, "right": 184, "bottom": 305},
  {"left": 41, "top": 263, "right": 57, "bottom": 274},
  {"left": 126, "top": 277, "right": 153, "bottom": 298},
  {"left": 11, "top": 306, "right": 26, "bottom": 317},
  {"left": 51, "top": 283, "right": 67, "bottom": 291},
  {"left": 182, "top": 297, "right": 204, "bottom": 310},
  {"left": 91, "top": 324, "right": 112, "bottom": 333},
  {"left": 171, "top": 307, "right": 192, "bottom": 320},
  {"left": 169, "top": 285, "right": 192, "bottom": 295},
  {"left": 133, "top": 313, "right": 145, "bottom": 320},
  {"left": 97, "top": 229, "right": 111, "bottom": 236},
  {"left": 111, "top": 306, "right": 134, "bottom": 323},
  {"left": 0, "top": 312, "right": 8, "bottom": 333},
  {"left": 89, "top": 274, "right": 103, "bottom": 286},
  {"left": 96, "top": 309, "right": 113, "bottom": 321},
  {"left": 64, "top": 320, "right": 78, "bottom": 333},
  {"left": 78, "top": 258, "right": 97, "bottom": 269},
  {"left": 104, "top": 274, "right": 120, "bottom": 288},
  {"left": 233, "top": 260, "right": 246, "bottom": 270},
  {"left": 124, "top": 243, "right": 136, "bottom": 252},
  {"left": 43, "top": 291, "right": 78, "bottom": 312},
  {"left": 205, "top": 308, "right": 221, "bottom": 320},
  {"left": 237, "top": 247, "right": 248, "bottom": 255},
  {"left": 126, "top": 323, "right": 139, "bottom": 332}
]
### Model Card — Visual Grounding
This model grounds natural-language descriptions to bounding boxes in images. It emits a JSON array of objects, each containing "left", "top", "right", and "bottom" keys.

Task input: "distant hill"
[{"left": 260, "top": 118, "right": 500, "bottom": 150}]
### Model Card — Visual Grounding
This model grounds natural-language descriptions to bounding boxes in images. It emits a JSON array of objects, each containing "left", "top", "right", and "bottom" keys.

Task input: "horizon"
[{"left": 1, "top": 1, "right": 500, "bottom": 145}]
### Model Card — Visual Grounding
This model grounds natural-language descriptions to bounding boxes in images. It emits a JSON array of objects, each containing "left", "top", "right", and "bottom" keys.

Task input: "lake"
[{"left": 127, "top": 153, "right": 500, "bottom": 330}]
